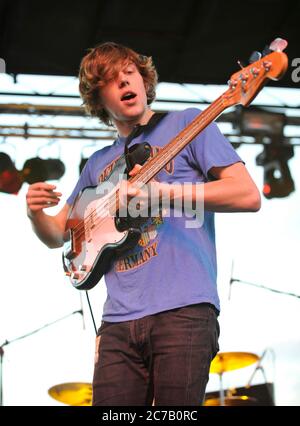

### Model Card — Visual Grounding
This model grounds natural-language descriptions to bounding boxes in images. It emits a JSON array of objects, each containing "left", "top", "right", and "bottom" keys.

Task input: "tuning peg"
[
  {"left": 269, "top": 38, "right": 288, "bottom": 52},
  {"left": 262, "top": 38, "right": 288, "bottom": 57},
  {"left": 262, "top": 45, "right": 272, "bottom": 57},
  {"left": 237, "top": 60, "right": 246, "bottom": 69},
  {"left": 249, "top": 51, "right": 262, "bottom": 64}
]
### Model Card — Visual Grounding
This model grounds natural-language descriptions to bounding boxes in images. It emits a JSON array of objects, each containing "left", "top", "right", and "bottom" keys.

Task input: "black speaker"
[{"left": 204, "top": 383, "right": 275, "bottom": 406}]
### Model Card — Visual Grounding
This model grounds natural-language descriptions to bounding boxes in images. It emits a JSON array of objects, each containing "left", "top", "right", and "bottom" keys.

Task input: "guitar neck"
[
  {"left": 130, "top": 91, "right": 229, "bottom": 186},
  {"left": 70, "top": 46, "right": 288, "bottom": 266},
  {"left": 109, "top": 91, "right": 229, "bottom": 214}
]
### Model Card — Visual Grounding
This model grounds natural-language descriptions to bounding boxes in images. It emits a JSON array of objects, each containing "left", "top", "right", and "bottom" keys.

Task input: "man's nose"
[{"left": 118, "top": 72, "right": 129, "bottom": 88}]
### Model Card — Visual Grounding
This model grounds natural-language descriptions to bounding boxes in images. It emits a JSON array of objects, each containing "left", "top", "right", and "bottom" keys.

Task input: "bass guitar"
[{"left": 63, "top": 39, "right": 288, "bottom": 290}]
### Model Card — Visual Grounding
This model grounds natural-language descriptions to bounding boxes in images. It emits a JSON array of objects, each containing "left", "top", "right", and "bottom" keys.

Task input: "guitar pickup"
[
  {"left": 85, "top": 212, "right": 95, "bottom": 242},
  {"left": 63, "top": 229, "right": 77, "bottom": 260}
]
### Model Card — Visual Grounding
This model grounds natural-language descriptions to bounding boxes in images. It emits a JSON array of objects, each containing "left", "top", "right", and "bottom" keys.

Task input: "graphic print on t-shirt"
[
  {"left": 98, "top": 156, "right": 122, "bottom": 183},
  {"left": 97, "top": 147, "right": 174, "bottom": 273}
]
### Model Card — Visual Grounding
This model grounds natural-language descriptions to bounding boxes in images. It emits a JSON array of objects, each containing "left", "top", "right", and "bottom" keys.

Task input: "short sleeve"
[
  {"left": 186, "top": 109, "right": 244, "bottom": 180},
  {"left": 66, "top": 158, "right": 95, "bottom": 206}
]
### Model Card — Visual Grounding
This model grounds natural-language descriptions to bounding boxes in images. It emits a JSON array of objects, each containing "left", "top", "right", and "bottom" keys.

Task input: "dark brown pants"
[{"left": 92, "top": 303, "right": 220, "bottom": 406}]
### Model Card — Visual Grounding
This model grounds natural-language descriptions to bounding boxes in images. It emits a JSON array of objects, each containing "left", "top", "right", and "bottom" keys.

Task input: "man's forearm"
[
  {"left": 27, "top": 210, "right": 65, "bottom": 248},
  {"left": 160, "top": 178, "right": 261, "bottom": 213},
  {"left": 203, "top": 178, "right": 260, "bottom": 212}
]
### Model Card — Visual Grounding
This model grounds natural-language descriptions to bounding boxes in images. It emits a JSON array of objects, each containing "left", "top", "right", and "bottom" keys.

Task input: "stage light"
[
  {"left": 239, "top": 107, "right": 286, "bottom": 136},
  {"left": 0, "top": 154, "right": 65, "bottom": 195},
  {"left": 22, "top": 157, "right": 65, "bottom": 184},
  {"left": 79, "top": 157, "right": 88, "bottom": 174},
  {"left": 256, "top": 144, "right": 295, "bottom": 199},
  {"left": 0, "top": 152, "right": 22, "bottom": 194},
  {"left": 238, "top": 107, "right": 294, "bottom": 199}
]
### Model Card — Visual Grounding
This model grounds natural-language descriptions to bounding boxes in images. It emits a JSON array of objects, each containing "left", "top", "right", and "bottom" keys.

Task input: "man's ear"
[
  {"left": 144, "top": 80, "right": 149, "bottom": 92},
  {"left": 144, "top": 82, "right": 150, "bottom": 103}
]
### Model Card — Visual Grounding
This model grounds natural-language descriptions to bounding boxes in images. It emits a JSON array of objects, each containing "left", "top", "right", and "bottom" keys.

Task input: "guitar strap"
[{"left": 124, "top": 112, "right": 167, "bottom": 172}]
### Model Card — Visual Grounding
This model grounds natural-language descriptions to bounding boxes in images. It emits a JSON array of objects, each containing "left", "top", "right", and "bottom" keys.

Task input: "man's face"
[{"left": 99, "top": 62, "right": 149, "bottom": 125}]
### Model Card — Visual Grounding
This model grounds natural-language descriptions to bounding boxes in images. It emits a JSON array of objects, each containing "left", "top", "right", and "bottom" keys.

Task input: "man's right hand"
[{"left": 26, "top": 182, "right": 62, "bottom": 218}]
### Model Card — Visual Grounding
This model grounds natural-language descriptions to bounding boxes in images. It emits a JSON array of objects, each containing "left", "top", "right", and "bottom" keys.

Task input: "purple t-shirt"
[{"left": 67, "top": 108, "right": 243, "bottom": 321}]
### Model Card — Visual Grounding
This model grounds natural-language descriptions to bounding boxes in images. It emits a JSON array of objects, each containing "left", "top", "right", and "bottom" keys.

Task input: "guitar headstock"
[{"left": 223, "top": 39, "right": 288, "bottom": 108}]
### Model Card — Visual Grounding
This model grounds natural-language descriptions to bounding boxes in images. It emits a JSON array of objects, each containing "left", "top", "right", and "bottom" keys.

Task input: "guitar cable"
[{"left": 85, "top": 291, "right": 98, "bottom": 335}]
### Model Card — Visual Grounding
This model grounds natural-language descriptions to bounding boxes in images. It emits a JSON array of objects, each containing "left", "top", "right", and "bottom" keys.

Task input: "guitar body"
[{"left": 62, "top": 155, "right": 143, "bottom": 290}]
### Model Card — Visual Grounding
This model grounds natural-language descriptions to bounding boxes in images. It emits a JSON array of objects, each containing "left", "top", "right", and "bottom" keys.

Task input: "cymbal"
[
  {"left": 210, "top": 352, "right": 259, "bottom": 374},
  {"left": 204, "top": 395, "right": 257, "bottom": 406},
  {"left": 48, "top": 382, "right": 92, "bottom": 406}
]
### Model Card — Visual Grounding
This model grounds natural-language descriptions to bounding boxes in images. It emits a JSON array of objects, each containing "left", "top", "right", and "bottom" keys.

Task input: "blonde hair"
[{"left": 79, "top": 42, "right": 158, "bottom": 125}]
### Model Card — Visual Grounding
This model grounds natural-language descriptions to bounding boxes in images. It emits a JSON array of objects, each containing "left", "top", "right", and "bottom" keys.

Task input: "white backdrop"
[{"left": 1, "top": 76, "right": 299, "bottom": 406}]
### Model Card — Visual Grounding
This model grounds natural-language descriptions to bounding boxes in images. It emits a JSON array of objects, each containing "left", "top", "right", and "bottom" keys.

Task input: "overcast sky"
[{"left": 0, "top": 74, "right": 299, "bottom": 406}]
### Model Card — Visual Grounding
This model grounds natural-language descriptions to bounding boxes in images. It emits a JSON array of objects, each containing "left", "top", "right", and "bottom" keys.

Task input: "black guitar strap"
[{"left": 124, "top": 112, "right": 167, "bottom": 172}]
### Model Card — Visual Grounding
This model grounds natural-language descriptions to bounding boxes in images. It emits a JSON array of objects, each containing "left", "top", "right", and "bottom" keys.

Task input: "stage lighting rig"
[
  {"left": 22, "top": 157, "right": 65, "bottom": 184},
  {"left": 256, "top": 142, "right": 295, "bottom": 199},
  {"left": 238, "top": 107, "right": 295, "bottom": 199},
  {"left": 79, "top": 157, "right": 88, "bottom": 174},
  {"left": 0, "top": 152, "right": 22, "bottom": 194},
  {"left": 240, "top": 108, "right": 286, "bottom": 137},
  {"left": 0, "top": 153, "right": 65, "bottom": 194}
]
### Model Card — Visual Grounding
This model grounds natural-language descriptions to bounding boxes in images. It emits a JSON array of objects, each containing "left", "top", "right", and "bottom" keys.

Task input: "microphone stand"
[
  {"left": 0, "top": 309, "right": 83, "bottom": 406},
  {"left": 0, "top": 346, "right": 4, "bottom": 406}
]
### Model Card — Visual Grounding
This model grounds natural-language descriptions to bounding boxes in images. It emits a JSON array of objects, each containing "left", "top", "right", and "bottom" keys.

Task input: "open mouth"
[{"left": 121, "top": 92, "right": 137, "bottom": 102}]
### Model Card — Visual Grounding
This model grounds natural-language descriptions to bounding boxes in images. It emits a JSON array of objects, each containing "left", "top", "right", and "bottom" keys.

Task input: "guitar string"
[
  {"left": 72, "top": 92, "right": 241, "bottom": 241},
  {"left": 71, "top": 65, "right": 271, "bottom": 242},
  {"left": 71, "top": 94, "right": 227, "bottom": 241},
  {"left": 71, "top": 88, "right": 247, "bottom": 241}
]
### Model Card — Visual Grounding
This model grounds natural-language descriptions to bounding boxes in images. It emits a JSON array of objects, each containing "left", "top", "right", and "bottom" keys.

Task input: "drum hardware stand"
[
  {"left": 209, "top": 352, "right": 260, "bottom": 406},
  {"left": 246, "top": 347, "right": 275, "bottom": 388},
  {"left": 218, "top": 370, "right": 226, "bottom": 406}
]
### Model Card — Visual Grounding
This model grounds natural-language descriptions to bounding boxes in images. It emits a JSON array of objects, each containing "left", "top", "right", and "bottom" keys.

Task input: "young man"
[{"left": 26, "top": 42, "right": 261, "bottom": 406}]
